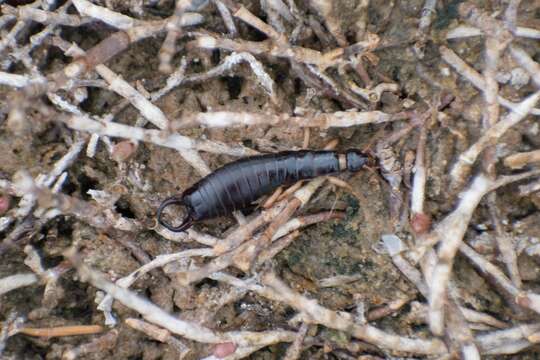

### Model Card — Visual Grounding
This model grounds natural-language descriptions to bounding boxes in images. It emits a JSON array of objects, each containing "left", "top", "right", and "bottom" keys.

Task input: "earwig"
[{"left": 157, "top": 150, "right": 369, "bottom": 232}]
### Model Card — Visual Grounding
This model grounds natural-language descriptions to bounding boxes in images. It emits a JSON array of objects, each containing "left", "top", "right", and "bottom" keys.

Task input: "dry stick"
[
  {"left": 413, "top": 0, "right": 438, "bottom": 58},
  {"left": 188, "top": 35, "right": 376, "bottom": 70},
  {"left": 476, "top": 323, "right": 540, "bottom": 355},
  {"left": 428, "top": 169, "right": 540, "bottom": 336},
  {"left": 283, "top": 323, "right": 309, "bottom": 360},
  {"left": 97, "top": 248, "right": 215, "bottom": 321},
  {"left": 72, "top": 0, "right": 202, "bottom": 30},
  {"left": 14, "top": 170, "right": 141, "bottom": 232},
  {"left": 0, "top": 0, "right": 42, "bottom": 55},
  {"left": 173, "top": 110, "right": 409, "bottom": 129},
  {"left": 410, "top": 114, "right": 429, "bottom": 233},
  {"left": 439, "top": 46, "right": 540, "bottom": 116},
  {"left": 75, "top": 261, "right": 298, "bottom": 349},
  {"left": 0, "top": 273, "right": 38, "bottom": 296},
  {"left": 213, "top": 0, "right": 237, "bottom": 37},
  {"left": 46, "top": 0, "right": 203, "bottom": 92},
  {"left": 365, "top": 297, "right": 411, "bottom": 322},
  {"left": 125, "top": 318, "right": 189, "bottom": 357},
  {"left": 16, "top": 325, "right": 104, "bottom": 337},
  {"left": 159, "top": 0, "right": 188, "bottom": 74},
  {"left": 457, "top": 3, "right": 511, "bottom": 131},
  {"left": 62, "top": 114, "right": 257, "bottom": 157},
  {"left": 504, "top": 0, "right": 522, "bottom": 31},
  {"left": 487, "top": 194, "right": 522, "bottom": 288},
  {"left": 0, "top": 137, "right": 85, "bottom": 251},
  {"left": 446, "top": 25, "right": 540, "bottom": 40},
  {"left": 407, "top": 301, "right": 508, "bottom": 330},
  {"left": 459, "top": 242, "right": 540, "bottom": 317},
  {"left": 52, "top": 37, "right": 169, "bottom": 130},
  {"left": 518, "top": 179, "right": 540, "bottom": 196},
  {"left": 0, "top": 4, "right": 90, "bottom": 26},
  {"left": 308, "top": 0, "right": 346, "bottom": 46},
  {"left": 384, "top": 235, "right": 482, "bottom": 358},
  {"left": 215, "top": 201, "right": 289, "bottom": 254},
  {"left": 461, "top": 1, "right": 521, "bottom": 294},
  {"left": 450, "top": 91, "right": 540, "bottom": 186},
  {"left": 504, "top": 150, "right": 540, "bottom": 169},
  {"left": 155, "top": 226, "right": 220, "bottom": 246},
  {"left": 0, "top": 71, "right": 45, "bottom": 87},
  {"left": 183, "top": 52, "right": 277, "bottom": 104},
  {"left": 257, "top": 272, "right": 447, "bottom": 355},
  {"left": 62, "top": 329, "right": 119, "bottom": 360},
  {"left": 509, "top": 45, "right": 540, "bottom": 88}
]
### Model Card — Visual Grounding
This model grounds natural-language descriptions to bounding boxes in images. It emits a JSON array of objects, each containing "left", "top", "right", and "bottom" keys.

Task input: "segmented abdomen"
[{"left": 183, "top": 150, "right": 341, "bottom": 221}]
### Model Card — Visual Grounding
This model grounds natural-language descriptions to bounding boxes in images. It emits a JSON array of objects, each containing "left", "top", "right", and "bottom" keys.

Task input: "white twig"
[
  {"left": 76, "top": 261, "right": 298, "bottom": 349},
  {"left": 450, "top": 91, "right": 540, "bottom": 184},
  {"left": 439, "top": 46, "right": 540, "bottom": 116},
  {"left": 447, "top": 25, "right": 540, "bottom": 40},
  {"left": 173, "top": 110, "right": 408, "bottom": 129},
  {"left": 0, "top": 273, "right": 38, "bottom": 296},
  {"left": 63, "top": 114, "right": 257, "bottom": 157}
]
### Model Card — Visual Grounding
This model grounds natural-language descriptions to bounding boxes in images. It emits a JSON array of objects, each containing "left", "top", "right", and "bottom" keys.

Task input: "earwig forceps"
[{"left": 156, "top": 195, "right": 194, "bottom": 232}]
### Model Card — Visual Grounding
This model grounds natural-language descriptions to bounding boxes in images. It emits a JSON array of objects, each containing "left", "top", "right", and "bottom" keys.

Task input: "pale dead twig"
[
  {"left": 283, "top": 323, "right": 309, "bottom": 360},
  {"left": 410, "top": 110, "right": 430, "bottom": 234},
  {"left": 383, "top": 234, "right": 504, "bottom": 353},
  {"left": 450, "top": 91, "right": 540, "bottom": 186},
  {"left": 74, "top": 260, "right": 298, "bottom": 350},
  {"left": 518, "top": 179, "right": 540, "bottom": 196},
  {"left": 213, "top": 0, "right": 237, "bottom": 37},
  {"left": 189, "top": 33, "right": 379, "bottom": 70},
  {"left": 159, "top": 0, "right": 190, "bottom": 74},
  {"left": 0, "top": 4, "right": 91, "bottom": 27},
  {"left": 428, "top": 170, "right": 540, "bottom": 336},
  {"left": 487, "top": 195, "right": 522, "bottom": 288},
  {"left": 476, "top": 323, "right": 540, "bottom": 355},
  {"left": 51, "top": 36, "right": 169, "bottom": 130},
  {"left": 16, "top": 325, "right": 104, "bottom": 338},
  {"left": 0, "top": 273, "right": 38, "bottom": 296},
  {"left": 61, "top": 329, "right": 118, "bottom": 360},
  {"left": 509, "top": 45, "right": 540, "bottom": 88},
  {"left": 439, "top": 46, "right": 540, "bottom": 116},
  {"left": 62, "top": 114, "right": 257, "bottom": 157},
  {"left": 155, "top": 226, "right": 220, "bottom": 246},
  {"left": 125, "top": 319, "right": 189, "bottom": 358},
  {"left": 446, "top": 25, "right": 540, "bottom": 40},
  {"left": 13, "top": 170, "right": 141, "bottom": 232},
  {"left": 459, "top": 3, "right": 511, "bottom": 178},
  {"left": 256, "top": 272, "right": 447, "bottom": 355},
  {"left": 504, "top": 150, "right": 540, "bottom": 169},
  {"left": 308, "top": 0, "right": 346, "bottom": 46},
  {"left": 0, "top": 137, "right": 85, "bottom": 250},
  {"left": 459, "top": 242, "right": 540, "bottom": 317},
  {"left": 97, "top": 248, "right": 215, "bottom": 324},
  {"left": 413, "top": 0, "right": 438, "bottom": 58},
  {"left": 45, "top": 1, "right": 199, "bottom": 91},
  {"left": 72, "top": 0, "right": 202, "bottom": 31}
]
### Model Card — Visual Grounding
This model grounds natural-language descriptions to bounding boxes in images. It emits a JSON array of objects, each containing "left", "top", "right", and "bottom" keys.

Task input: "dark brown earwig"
[{"left": 157, "top": 149, "right": 369, "bottom": 232}]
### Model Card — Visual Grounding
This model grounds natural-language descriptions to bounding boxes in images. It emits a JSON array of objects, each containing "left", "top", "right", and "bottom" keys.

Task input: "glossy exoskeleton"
[{"left": 157, "top": 149, "right": 368, "bottom": 232}]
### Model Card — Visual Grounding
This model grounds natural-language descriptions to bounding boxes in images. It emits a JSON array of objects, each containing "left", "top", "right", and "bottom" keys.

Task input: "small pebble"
[
  {"left": 213, "top": 342, "right": 237, "bottom": 358},
  {"left": 0, "top": 195, "right": 10, "bottom": 215}
]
